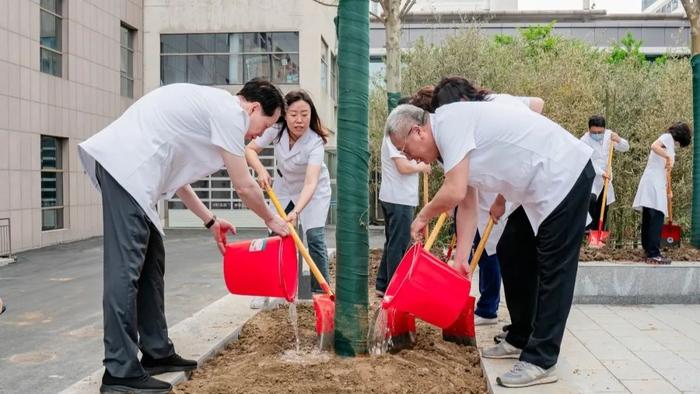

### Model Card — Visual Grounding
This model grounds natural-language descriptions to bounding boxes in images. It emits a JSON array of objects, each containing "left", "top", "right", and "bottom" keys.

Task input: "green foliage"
[
  {"left": 518, "top": 21, "right": 559, "bottom": 54},
  {"left": 494, "top": 34, "right": 514, "bottom": 46},
  {"left": 608, "top": 32, "right": 646, "bottom": 65},
  {"left": 369, "top": 26, "right": 692, "bottom": 246}
]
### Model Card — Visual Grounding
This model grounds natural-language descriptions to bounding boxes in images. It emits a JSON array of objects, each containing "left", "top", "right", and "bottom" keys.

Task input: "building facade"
[
  {"left": 143, "top": 0, "right": 339, "bottom": 228},
  {"left": 0, "top": 0, "right": 144, "bottom": 253},
  {"left": 1, "top": 0, "right": 339, "bottom": 253}
]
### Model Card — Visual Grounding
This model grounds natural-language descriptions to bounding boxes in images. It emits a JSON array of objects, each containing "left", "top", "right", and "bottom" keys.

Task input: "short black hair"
[
  {"left": 588, "top": 115, "right": 606, "bottom": 128},
  {"left": 237, "top": 78, "right": 285, "bottom": 117},
  {"left": 668, "top": 121, "right": 692, "bottom": 147},
  {"left": 432, "top": 76, "right": 491, "bottom": 110}
]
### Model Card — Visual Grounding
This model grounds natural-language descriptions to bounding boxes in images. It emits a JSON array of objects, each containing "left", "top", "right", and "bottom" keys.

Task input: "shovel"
[
  {"left": 265, "top": 186, "right": 336, "bottom": 349},
  {"left": 385, "top": 212, "right": 449, "bottom": 352},
  {"left": 661, "top": 169, "right": 681, "bottom": 247},
  {"left": 588, "top": 141, "right": 614, "bottom": 248},
  {"left": 443, "top": 217, "right": 495, "bottom": 346}
]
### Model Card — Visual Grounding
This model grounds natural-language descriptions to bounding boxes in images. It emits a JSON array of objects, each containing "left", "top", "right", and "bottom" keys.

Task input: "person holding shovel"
[
  {"left": 580, "top": 115, "right": 629, "bottom": 234},
  {"left": 632, "top": 122, "right": 691, "bottom": 264},
  {"left": 246, "top": 90, "right": 332, "bottom": 299},
  {"left": 374, "top": 89, "right": 432, "bottom": 298},
  {"left": 430, "top": 76, "right": 544, "bottom": 328},
  {"left": 78, "top": 79, "right": 289, "bottom": 394},
  {"left": 384, "top": 95, "right": 593, "bottom": 387}
]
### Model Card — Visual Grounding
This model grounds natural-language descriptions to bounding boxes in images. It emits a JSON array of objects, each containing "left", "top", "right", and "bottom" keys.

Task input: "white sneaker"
[
  {"left": 250, "top": 296, "right": 269, "bottom": 309},
  {"left": 475, "top": 316, "right": 498, "bottom": 326},
  {"left": 482, "top": 341, "right": 521, "bottom": 359},
  {"left": 497, "top": 361, "right": 558, "bottom": 388}
]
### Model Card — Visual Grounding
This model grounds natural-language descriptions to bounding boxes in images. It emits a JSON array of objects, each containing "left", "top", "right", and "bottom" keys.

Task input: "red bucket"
[
  {"left": 382, "top": 243, "right": 471, "bottom": 329},
  {"left": 223, "top": 235, "right": 298, "bottom": 302}
]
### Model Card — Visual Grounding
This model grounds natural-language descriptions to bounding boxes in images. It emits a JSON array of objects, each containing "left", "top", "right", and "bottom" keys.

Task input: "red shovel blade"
[
  {"left": 661, "top": 223, "right": 682, "bottom": 248},
  {"left": 442, "top": 295, "right": 476, "bottom": 346},
  {"left": 313, "top": 294, "right": 335, "bottom": 350},
  {"left": 587, "top": 230, "right": 609, "bottom": 249},
  {"left": 387, "top": 309, "right": 417, "bottom": 353}
]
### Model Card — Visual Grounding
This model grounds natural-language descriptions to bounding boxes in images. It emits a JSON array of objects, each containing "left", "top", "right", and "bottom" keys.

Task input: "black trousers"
[
  {"left": 376, "top": 201, "right": 414, "bottom": 293},
  {"left": 497, "top": 161, "right": 594, "bottom": 369},
  {"left": 96, "top": 163, "right": 174, "bottom": 378},
  {"left": 641, "top": 207, "right": 664, "bottom": 258},
  {"left": 586, "top": 192, "right": 609, "bottom": 231}
]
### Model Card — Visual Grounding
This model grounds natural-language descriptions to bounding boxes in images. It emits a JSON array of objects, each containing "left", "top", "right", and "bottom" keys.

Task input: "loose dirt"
[
  {"left": 579, "top": 244, "right": 700, "bottom": 262},
  {"left": 174, "top": 250, "right": 487, "bottom": 394}
]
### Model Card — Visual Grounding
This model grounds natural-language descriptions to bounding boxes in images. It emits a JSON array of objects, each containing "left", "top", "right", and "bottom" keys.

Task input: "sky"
[{"left": 518, "top": 0, "right": 642, "bottom": 13}]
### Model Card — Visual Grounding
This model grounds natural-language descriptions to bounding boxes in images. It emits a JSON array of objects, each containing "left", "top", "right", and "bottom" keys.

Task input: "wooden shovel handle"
[
  {"left": 666, "top": 169, "right": 673, "bottom": 223},
  {"left": 423, "top": 174, "right": 430, "bottom": 239},
  {"left": 598, "top": 140, "right": 615, "bottom": 230},
  {"left": 424, "top": 212, "right": 447, "bottom": 251},
  {"left": 469, "top": 218, "right": 495, "bottom": 275},
  {"left": 266, "top": 186, "right": 334, "bottom": 297}
]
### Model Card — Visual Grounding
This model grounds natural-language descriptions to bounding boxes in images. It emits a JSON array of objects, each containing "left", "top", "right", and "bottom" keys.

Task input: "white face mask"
[{"left": 590, "top": 133, "right": 604, "bottom": 142}]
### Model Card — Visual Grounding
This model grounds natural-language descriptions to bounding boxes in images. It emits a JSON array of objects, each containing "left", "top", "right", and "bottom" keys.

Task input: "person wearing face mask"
[
  {"left": 580, "top": 115, "right": 629, "bottom": 233},
  {"left": 633, "top": 122, "right": 692, "bottom": 264},
  {"left": 78, "top": 79, "right": 289, "bottom": 394},
  {"left": 246, "top": 90, "right": 332, "bottom": 297}
]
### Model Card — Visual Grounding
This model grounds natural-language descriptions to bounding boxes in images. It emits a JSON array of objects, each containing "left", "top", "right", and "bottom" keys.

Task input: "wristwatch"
[{"left": 205, "top": 215, "right": 217, "bottom": 229}]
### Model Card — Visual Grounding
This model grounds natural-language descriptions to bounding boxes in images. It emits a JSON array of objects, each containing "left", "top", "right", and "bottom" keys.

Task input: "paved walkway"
[{"left": 476, "top": 294, "right": 700, "bottom": 393}]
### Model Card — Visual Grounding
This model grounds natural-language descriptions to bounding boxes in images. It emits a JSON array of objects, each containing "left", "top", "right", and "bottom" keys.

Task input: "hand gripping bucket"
[
  {"left": 223, "top": 235, "right": 298, "bottom": 302},
  {"left": 382, "top": 243, "right": 471, "bottom": 329}
]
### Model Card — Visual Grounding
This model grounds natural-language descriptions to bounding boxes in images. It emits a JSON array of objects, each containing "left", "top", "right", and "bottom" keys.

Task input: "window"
[
  {"left": 41, "top": 136, "right": 65, "bottom": 230},
  {"left": 120, "top": 24, "right": 136, "bottom": 97},
  {"left": 331, "top": 53, "right": 338, "bottom": 100},
  {"left": 160, "top": 32, "right": 299, "bottom": 85},
  {"left": 321, "top": 39, "right": 329, "bottom": 94},
  {"left": 40, "top": 0, "right": 63, "bottom": 77}
]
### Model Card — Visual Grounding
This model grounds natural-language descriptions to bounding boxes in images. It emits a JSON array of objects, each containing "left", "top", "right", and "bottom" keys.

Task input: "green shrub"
[{"left": 369, "top": 26, "right": 693, "bottom": 246}]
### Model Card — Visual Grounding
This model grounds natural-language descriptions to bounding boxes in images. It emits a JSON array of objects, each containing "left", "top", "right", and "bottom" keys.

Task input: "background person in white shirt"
[
  {"left": 632, "top": 122, "right": 692, "bottom": 264},
  {"left": 246, "top": 90, "right": 332, "bottom": 295},
  {"left": 375, "top": 91, "right": 432, "bottom": 297},
  {"left": 78, "top": 79, "right": 289, "bottom": 394},
  {"left": 580, "top": 115, "right": 630, "bottom": 232},
  {"left": 384, "top": 100, "right": 593, "bottom": 388}
]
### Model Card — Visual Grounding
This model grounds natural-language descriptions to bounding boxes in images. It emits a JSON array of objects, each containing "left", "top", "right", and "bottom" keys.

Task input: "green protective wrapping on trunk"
[
  {"left": 334, "top": 0, "right": 370, "bottom": 357},
  {"left": 691, "top": 54, "right": 700, "bottom": 247},
  {"left": 387, "top": 91, "right": 401, "bottom": 113}
]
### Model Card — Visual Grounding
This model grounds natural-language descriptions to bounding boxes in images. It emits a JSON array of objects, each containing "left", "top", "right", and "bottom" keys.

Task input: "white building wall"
[{"left": 0, "top": 0, "right": 144, "bottom": 252}]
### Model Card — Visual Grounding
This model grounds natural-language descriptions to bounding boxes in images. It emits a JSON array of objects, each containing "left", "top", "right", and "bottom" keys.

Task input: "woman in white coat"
[
  {"left": 246, "top": 90, "right": 332, "bottom": 293},
  {"left": 580, "top": 115, "right": 630, "bottom": 232},
  {"left": 632, "top": 122, "right": 691, "bottom": 264}
]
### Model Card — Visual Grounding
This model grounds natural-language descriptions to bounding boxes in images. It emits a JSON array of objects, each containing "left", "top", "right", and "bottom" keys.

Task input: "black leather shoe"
[
  {"left": 141, "top": 353, "right": 197, "bottom": 375},
  {"left": 100, "top": 370, "right": 172, "bottom": 393}
]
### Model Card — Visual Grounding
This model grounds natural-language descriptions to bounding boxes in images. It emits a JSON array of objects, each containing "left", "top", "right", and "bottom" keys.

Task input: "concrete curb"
[
  {"left": 59, "top": 294, "right": 259, "bottom": 394},
  {"left": 574, "top": 261, "right": 700, "bottom": 304}
]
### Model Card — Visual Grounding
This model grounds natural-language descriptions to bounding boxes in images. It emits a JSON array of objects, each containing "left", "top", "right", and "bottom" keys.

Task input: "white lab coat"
[
  {"left": 633, "top": 133, "right": 675, "bottom": 216},
  {"left": 78, "top": 84, "right": 248, "bottom": 235},
  {"left": 254, "top": 127, "right": 331, "bottom": 230},
  {"left": 580, "top": 129, "right": 630, "bottom": 205}
]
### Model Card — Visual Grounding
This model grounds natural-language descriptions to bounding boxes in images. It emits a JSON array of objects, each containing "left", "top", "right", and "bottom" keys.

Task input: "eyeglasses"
[{"left": 399, "top": 111, "right": 427, "bottom": 155}]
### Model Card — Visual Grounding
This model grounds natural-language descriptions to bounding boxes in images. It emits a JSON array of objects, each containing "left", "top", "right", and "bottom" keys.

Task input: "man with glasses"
[{"left": 384, "top": 100, "right": 593, "bottom": 388}]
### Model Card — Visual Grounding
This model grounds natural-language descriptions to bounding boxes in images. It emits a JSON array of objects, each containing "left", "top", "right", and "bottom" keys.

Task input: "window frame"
[
  {"left": 320, "top": 38, "right": 329, "bottom": 95},
  {"left": 159, "top": 32, "right": 300, "bottom": 86},
  {"left": 120, "top": 23, "right": 136, "bottom": 98},
  {"left": 40, "top": 135, "right": 66, "bottom": 231},
  {"left": 39, "top": 0, "right": 63, "bottom": 77}
]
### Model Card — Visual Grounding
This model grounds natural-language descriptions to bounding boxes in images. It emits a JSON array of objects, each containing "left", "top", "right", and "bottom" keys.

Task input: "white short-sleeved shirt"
[
  {"left": 253, "top": 127, "right": 331, "bottom": 230},
  {"left": 78, "top": 83, "right": 249, "bottom": 235},
  {"left": 633, "top": 133, "right": 675, "bottom": 215},
  {"left": 432, "top": 101, "right": 593, "bottom": 234},
  {"left": 379, "top": 136, "right": 420, "bottom": 207},
  {"left": 580, "top": 129, "right": 630, "bottom": 205}
]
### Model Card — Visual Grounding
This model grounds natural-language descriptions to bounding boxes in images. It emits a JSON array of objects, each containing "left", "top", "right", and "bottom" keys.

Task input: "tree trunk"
[
  {"left": 384, "top": 0, "right": 402, "bottom": 112},
  {"left": 334, "top": 0, "right": 370, "bottom": 357}
]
